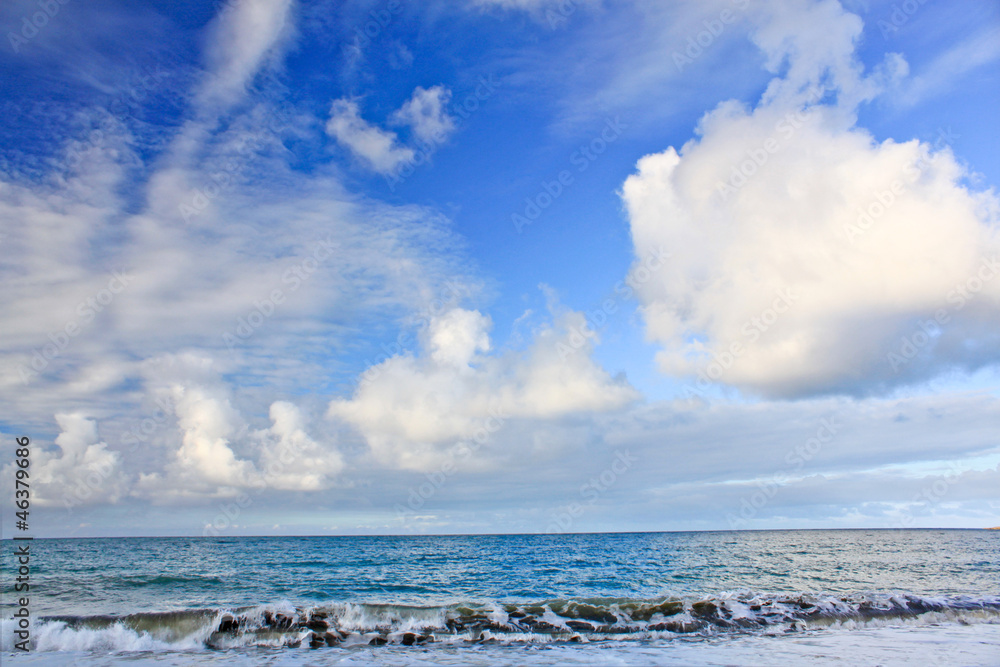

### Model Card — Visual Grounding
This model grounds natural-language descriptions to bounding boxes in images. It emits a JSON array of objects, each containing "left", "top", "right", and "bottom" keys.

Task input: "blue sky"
[{"left": 1, "top": 0, "right": 998, "bottom": 537}]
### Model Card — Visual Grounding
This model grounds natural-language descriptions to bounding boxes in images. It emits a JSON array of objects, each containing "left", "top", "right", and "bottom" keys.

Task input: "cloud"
[
  {"left": 252, "top": 400, "right": 344, "bottom": 491},
  {"left": 0, "top": 1, "right": 474, "bottom": 504},
  {"left": 468, "top": 0, "right": 599, "bottom": 14},
  {"left": 894, "top": 25, "right": 1000, "bottom": 107},
  {"left": 2, "top": 414, "right": 128, "bottom": 508},
  {"left": 327, "top": 85, "right": 456, "bottom": 174},
  {"left": 391, "top": 85, "right": 456, "bottom": 145},
  {"left": 329, "top": 306, "right": 639, "bottom": 471},
  {"left": 196, "top": 0, "right": 296, "bottom": 113},
  {"left": 132, "top": 361, "right": 345, "bottom": 501},
  {"left": 620, "top": 0, "right": 1000, "bottom": 398},
  {"left": 326, "top": 98, "right": 416, "bottom": 173}
]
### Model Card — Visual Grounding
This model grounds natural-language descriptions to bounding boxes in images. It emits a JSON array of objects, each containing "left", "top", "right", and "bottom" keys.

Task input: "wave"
[{"left": 5, "top": 592, "right": 999, "bottom": 652}]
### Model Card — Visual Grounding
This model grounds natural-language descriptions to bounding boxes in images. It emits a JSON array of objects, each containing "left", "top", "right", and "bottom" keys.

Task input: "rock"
[
  {"left": 569, "top": 634, "right": 583, "bottom": 642},
  {"left": 649, "top": 620, "right": 704, "bottom": 633},
  {"left": 691, "top": 601, "right": 718, "bottom": 618},
  {"left": 401, "top": 632, "right": 417, "bottom": 646},
  {"left": 369, "top": 635, "right": 388, "bottom": 646},
  {"left": 323, "top": 631, "right": 341, "bottom": 646},
  {"left": 262, "top": 611, "right": 295, "bottom": 630},
  {"left": 418, "top": 633, "right": 434, "bottom": 644},
  {"left": 306, "top": 619, "right": 329, "bottom": 632},
  {"left": 217, "top": 614, "right": 239, "bottom": 633},
  {"left": 566, "top": 621, "right": 594, "bottom": 632},
  {"left": 309, "top": 632, "right": 326, "bottom": 649}
]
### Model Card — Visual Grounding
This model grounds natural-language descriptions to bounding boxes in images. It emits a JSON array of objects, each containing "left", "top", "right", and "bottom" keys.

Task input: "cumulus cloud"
[
  {"left": 621, "top": 0, "right": 1000, "bottom": 398},
  {"left": 134, "top": 376, "right": 345, "bottom": 501},
  {"left": 252, "top": 401, "right": 344, "bottom": 491},
  {"left": 2, "top": 414, "right": 128, "bottom": 508},
  {"left": 326, "top": 98, "right": 416, "bottom": 173},
  {"left": 327, "top": 85, "right": 456, "bottom": 174},
  {"left": 329, "top": 306, "right": 639, "bottom": 471}
]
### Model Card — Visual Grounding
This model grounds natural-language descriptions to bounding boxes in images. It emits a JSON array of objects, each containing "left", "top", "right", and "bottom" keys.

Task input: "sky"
[{"left": 0, "top": 0, "right": 998, "bottom": 538}]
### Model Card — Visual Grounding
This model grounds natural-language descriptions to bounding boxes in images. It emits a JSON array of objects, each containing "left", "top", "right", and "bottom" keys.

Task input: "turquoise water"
[{"left": 2, "top": 530, "right": 999, "bottom": 664}]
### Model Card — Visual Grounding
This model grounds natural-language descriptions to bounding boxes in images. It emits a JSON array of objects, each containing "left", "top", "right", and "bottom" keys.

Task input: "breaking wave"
[{"left": 5, "top": 592, "right": 999, "bottom": 652}]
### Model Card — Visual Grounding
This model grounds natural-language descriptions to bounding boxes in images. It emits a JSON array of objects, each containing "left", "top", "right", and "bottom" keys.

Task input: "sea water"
[{"left": 2, "top": 529, "right": 998, "bottom": 665}]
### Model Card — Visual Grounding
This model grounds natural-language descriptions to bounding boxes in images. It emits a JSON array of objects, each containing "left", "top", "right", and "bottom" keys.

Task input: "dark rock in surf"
[
  {"left": 369, "top": 635, "right": 388, "bottom": 646},
  {"left": 566, "top": 620, "right": 594, "bottom": 632},
  {"left": 306, "top": 618, "right": 329, "bottom": 632},
  {"left": 401, "top": 632, "right": 417, "bottom": 646},
  {"left": 309, "top": 632, "right": 326, "bottom": 648},
  {"left": 217, "top": 614, "right": 239, "bottom": 633},
  {"left": 262, "top": 611, "right": 295, "bottom": 630},
  {"left": 691, "top": 601, "right": 718, "bottom": 618}
]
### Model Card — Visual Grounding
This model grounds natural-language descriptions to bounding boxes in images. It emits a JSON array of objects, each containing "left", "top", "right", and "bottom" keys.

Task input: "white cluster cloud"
[
  {"left": 326, "top": 85, "right": 457, "bottom": 174},
  {"left": 134, "top": 383, "right": 343, "bottom": 500},
  {"left": 621, "top": 0, "right": 1000, "bottom": 398},
  {"left": 326, "top": 99, "right": 416, "bottom": 173},
  {"left": 253, "top": 400, "right": 344, "bottom": 491},
  {"left": 391, "top": 85, "right": 456, "bottom": 144},
  {"left": 329, "top": 307, "right": 638, "bottom": 471},
  {"left": 2, "top": 414, "right": 128, "bottom": 507}
]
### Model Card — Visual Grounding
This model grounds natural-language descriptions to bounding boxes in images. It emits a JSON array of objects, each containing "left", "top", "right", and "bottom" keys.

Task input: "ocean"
[{"left": 2, "top": 529, "right": 999, "bottom": 665}]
